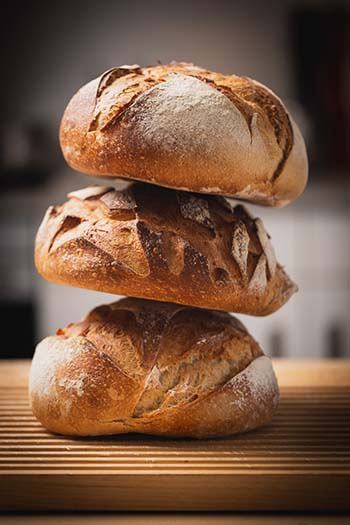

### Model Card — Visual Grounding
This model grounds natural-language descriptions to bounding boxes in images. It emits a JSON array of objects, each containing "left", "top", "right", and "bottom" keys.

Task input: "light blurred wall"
[{"left": 1, "top": 0, "right": 349, "bottom": 358}]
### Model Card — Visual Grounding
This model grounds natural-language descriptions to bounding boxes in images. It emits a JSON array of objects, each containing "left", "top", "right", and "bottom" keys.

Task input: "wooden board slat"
[{"left": 0, "top": 360, "right": 349, "bottom": 511}]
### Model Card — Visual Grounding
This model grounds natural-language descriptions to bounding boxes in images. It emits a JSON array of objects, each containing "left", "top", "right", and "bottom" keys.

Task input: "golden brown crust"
[
  {"left": 60, "top": 62, "right": 308, "bottom": 207},
  {"left": 29, "top": 298, "right": 279, "bottom": 438},
  {"left": 34, "top": 183, "right": 297, "bottom": 315}
]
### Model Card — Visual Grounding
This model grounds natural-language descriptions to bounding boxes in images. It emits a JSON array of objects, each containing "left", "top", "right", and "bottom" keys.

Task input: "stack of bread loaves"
[{"left": 30, "top": 63, "right": 308, "bottom": 438}]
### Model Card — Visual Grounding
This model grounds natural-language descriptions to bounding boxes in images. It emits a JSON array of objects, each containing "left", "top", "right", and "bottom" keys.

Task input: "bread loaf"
[
  {"left": 29, "top": 298, "right": 279, "bottom": 438},
  {"left": 60, "top": 62, "right": 308, "bottom": 207},
  {"left": 35, "top": 182, "right": 297, "bottom": 315}
]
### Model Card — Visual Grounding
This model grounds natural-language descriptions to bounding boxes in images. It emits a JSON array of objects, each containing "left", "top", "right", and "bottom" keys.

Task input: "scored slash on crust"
[
  {"left": 177, "top": 193, "right": 214, "bottom": 230},
  {"left": 249, "top": 253, "right": 268, "bottom": 293},
  {"left": 231, "top": 220, "right": 250, "bottom": 281},
  {"left": 100, "top": 189, "right": 136, "bottom": 211},
  {"left": 68, "top": 186, "right": 113, "bottom": 200},
  {"left": 254, "top": 218, "right": 277, "bottom": 277}
]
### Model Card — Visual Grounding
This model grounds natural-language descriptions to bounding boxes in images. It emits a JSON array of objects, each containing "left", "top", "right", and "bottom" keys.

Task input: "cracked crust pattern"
[
  {"left": 60, "top": 62, "right": 308, "bottom": 207},
  {"left": 35, "top": 182, "right": 297, "bottom": 315},
  {"left": 29, "top": 298, "right": 279, "bottom": 437}
]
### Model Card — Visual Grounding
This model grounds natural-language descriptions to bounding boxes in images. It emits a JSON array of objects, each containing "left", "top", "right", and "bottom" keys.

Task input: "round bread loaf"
[
  {"left": 34, "top": 183, "right": 297, "bottom": 315},
  {"left": 29, "top": 298, "right": 279, "bottom": 438},
  {"left": 60, "top": 62, "right": 308, "bottom": 207}
]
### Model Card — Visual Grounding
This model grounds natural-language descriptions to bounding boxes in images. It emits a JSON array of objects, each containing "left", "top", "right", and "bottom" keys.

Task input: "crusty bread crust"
[
  {"left": 60, "top": 62, "right": 308, "bottom": 207},
  {"left": 34, "top": 183, "right": 297, "bottom": 315},
  {"left": 29, "top": 298, "right": 279, "bottom": 438}
]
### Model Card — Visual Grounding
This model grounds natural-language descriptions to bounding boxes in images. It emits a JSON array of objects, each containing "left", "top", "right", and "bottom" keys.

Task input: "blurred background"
[{"left": 0, "top": 0, "right": 349, "bottom": 359}]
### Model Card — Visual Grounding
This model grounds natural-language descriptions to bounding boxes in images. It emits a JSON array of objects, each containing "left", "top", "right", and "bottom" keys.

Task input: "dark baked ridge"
[{"left": 35, "top": 183, "right": 297, "bottom": 315}]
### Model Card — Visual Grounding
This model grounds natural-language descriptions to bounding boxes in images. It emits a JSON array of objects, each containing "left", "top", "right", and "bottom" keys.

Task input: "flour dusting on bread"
[{"left": 229, "top": 356, "right": 279, "bottom": 412}]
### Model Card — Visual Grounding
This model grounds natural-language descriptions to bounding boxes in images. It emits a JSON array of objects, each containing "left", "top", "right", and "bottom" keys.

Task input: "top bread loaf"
[{"left": 60, "top": 62, "right": 308, "bottom": 207}]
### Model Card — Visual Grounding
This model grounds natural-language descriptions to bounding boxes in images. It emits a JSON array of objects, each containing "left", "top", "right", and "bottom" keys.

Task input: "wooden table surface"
[{"left": 0, "top": 359, "right": 349, "bottom": 524}]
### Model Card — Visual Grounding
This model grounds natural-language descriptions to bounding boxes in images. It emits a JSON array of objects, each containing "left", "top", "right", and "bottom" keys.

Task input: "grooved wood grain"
[{"left": 0, "top": 359, "right": 349, "bottom": 512}]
